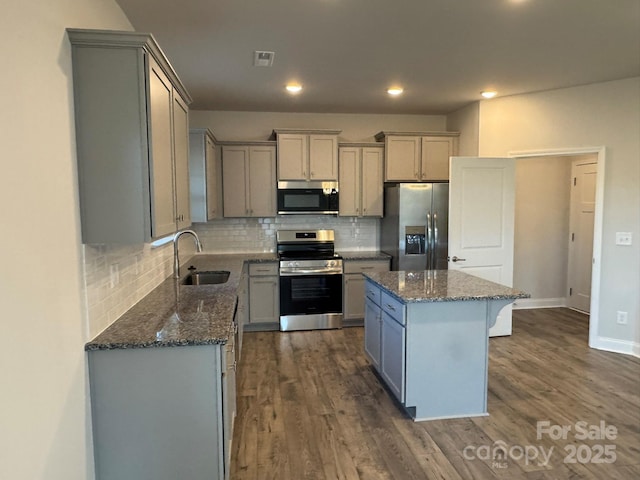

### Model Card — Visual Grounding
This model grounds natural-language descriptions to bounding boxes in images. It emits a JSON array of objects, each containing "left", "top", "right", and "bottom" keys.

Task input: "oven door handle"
[{"left": 279, "top": 268, "right": 343, "bottom": 276}]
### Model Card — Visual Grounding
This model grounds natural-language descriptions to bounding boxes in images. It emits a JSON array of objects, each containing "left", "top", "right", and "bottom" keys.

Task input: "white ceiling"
[{"left": 114, "top": 0, "right": 640, "bottom": 115}]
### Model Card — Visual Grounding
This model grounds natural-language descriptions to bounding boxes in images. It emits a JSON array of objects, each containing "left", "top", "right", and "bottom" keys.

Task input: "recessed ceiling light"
[
  {"left": 286, "top": 84, "right": 302, "bottom": 94},
  {"left": 387, "top": 87, "right": 404, "bottom": 96},
  {"left": 481, "top": 91, "right": 497, "bottom": 99}
]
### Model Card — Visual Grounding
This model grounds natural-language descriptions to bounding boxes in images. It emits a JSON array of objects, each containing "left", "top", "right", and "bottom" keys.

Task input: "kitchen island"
[{"left": 363, "top": 269, "right": 528, "bottom": 421}]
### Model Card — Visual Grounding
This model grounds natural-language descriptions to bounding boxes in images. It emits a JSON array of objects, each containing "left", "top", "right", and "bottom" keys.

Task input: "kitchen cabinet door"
[
  {"left": 339, "top": 145, "right": 383, "bottom": 217},
  {"left": 247, "top": 146, "right": 276, "bottom": 217},
  {"left": 222, "top": 333, "right": 236, "bottom": 478},
  {"left": 148, "top": 56, "right": 177, "bottom": 238},
  {"left": 421, "top": 136, "right": 455, "bottom": 181},
  {"left": 344, "top": 259, "right": 390, "bottom": 320},
  {"left": 381, "top": 312, "right": 406, "bottom": 403},
  {"left": 222, "top": 146, "right": 249, "bottom": 217},
  {"left": 338, "top": 147, "right": 359, "bottom": 216},
  {"left": 277, "top": 133, "right": 307, "bottom": 180},
  {"left": 344, "top": 273, "right": 365, "bottom": 320},
  {"left": 364, "top": 298, "right": 382, "bottom": 369},
  {"left": 385, "top": 136, "right": 421, "bottom": 181},
  {"left": 309, "top": 134, "right": 338, "bottom": 180},
  {"left": 222, "top": 145, "right": 276, "bottom": 218},
  {"left": 173, "top": 93, "right": 191, "bottom": 229},
  {"left": 361, "top": 147, "right": 384, "bottom": 216},
  {"left": 189, "top": 129, "right": 221, "bottom": 222},
  {"left": 249, "top": 277, "right": 279, "bottom": 324}
]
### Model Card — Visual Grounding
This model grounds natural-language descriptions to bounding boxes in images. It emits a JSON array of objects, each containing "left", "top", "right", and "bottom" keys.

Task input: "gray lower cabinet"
[
  {"left": 248, "top": 263, "right": 280, "bottom": 328},
  {"left": 68, "top": 29, "right": 192, "bottom": 243},
  {"left": 88, "top": 342, "right": 234, "bottom": 480},
  {"left": 343, "top": 259, "right": 390, "bottom": 321},
  {"left": 364, "top": 281, "right": 406, "bottom": 402},
  {"left": 364, "top": 297, "right": 382, "bottom": 369}
]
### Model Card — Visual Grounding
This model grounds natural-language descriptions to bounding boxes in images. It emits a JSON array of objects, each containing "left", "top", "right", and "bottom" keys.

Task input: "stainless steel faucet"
[{"left": 173, "top": 230, "right": 203, "bottom": 279}]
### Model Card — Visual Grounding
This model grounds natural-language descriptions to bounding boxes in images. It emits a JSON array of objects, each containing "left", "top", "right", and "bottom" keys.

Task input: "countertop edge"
[{"left": 364, "top": 270, "right": 530, "bottom": 304}]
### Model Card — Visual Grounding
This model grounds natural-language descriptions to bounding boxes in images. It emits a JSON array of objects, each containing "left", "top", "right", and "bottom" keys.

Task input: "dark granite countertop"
[
  {"left": 364, "top": 270, "right": 529, "bottom": 304},
  {"left": 85, "top": 253, "right": 278, "bottom": 351},
  {"left": 338, "top": 251, "right": 391, "bottom": 261}
]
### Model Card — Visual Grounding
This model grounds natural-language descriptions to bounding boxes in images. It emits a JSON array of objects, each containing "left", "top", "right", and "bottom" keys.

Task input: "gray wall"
[
  {"left": 478, "top": 77, "right": 640, "bottom": 350},
  {"left": 0, "top": 1, "right": 133, "bottom": 479}
]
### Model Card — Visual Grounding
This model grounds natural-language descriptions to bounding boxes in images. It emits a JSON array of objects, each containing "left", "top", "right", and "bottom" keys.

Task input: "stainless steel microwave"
[{"left": 277, "top": 181, "right": 339, "bottom": 215}]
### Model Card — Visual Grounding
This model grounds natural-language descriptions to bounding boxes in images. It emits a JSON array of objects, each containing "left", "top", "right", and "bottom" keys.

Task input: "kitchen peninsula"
[{"left": 363, "top": 269, "right": 528, "bottom": 421}]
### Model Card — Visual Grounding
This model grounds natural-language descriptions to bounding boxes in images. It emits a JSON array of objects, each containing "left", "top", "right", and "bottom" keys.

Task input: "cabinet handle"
[
  {"left": 386, "top": 303, "right": 396, "bottom": 311},
  {"left": 361, "top": 266, "right": 374, "bottom": 270}
]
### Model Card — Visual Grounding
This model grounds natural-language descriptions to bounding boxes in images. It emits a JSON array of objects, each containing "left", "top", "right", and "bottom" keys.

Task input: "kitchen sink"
[{"left": 182, "top": 270, "right": 230, "bottom": 285}]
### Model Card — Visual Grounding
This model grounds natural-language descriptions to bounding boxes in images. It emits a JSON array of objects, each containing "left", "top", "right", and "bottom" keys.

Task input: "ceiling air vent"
[{"left": 253, "top": 51, "right": 275, "bottom": 67}]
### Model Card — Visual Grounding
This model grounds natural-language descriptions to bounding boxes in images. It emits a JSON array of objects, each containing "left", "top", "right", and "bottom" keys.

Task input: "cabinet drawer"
[
  {"left": 249, "top": 263, "right": 278, "bottom": 276},
  {"left": 344, "top": 259, "right": 389, "bottom": 274},
  {"left": 365, "top": 281, "right": 381, "bottom": 306},
  {"left": 381, "top": 291, "right": 405, "bottom": 325}
]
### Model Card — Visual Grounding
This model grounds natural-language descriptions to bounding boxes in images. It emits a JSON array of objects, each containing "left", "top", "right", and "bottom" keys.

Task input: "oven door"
[{"left": 280, "top": 273, "right": 342, "bottom": 316}]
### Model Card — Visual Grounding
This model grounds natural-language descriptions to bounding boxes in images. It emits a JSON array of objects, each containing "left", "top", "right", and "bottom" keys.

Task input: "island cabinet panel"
[
  {"left": 381, "top": 311, "right": 406, "bottom": 403},
  {"left": 68, "top": 29, "right": 192, "bottom": 243},
  {"left": 364, "top": 298, "right": 382, "bottom": 368},
  {"left": 404, "top": 301, "right": 489, "bottom": 420},
  {"left": 88, "top": 345, "right": 229, "bottom": 480}
]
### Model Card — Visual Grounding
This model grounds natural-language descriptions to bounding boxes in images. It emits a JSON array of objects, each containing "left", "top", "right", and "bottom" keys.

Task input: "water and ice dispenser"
[{"left": 405, "top": 226, "right": 426, "bottom": 255}]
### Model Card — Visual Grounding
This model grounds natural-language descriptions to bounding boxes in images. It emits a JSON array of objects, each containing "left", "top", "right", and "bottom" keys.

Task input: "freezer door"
[{"left": 432, "top": 183, "right": 449, "bottom": 270}]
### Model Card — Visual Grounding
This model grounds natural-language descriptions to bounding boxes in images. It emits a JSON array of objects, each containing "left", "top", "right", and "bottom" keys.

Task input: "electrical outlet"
[
  {"left": 616, "top": 311, "right": 628, "bottom": 325},
  {"left": 109, "top": 264, "right": 120, "bottom": 289},
  {"left": 615, "top": 232, "right": 632, "bottom": 246}
]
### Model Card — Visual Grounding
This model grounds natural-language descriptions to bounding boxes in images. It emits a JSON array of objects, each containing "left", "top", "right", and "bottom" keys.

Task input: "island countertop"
[{"left": 364, "top": 269, "right": 529, "bottom": 303}]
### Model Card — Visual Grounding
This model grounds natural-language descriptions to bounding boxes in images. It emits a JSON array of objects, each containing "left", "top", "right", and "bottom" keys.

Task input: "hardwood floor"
[{"left": 231, "top": 308, "right": 640, "bottom": 479}]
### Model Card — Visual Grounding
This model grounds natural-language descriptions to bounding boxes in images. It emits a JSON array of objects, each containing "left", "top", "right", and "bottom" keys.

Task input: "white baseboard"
[
  {"left": 512, "top": 297, "right": 566, "bottom": 310},
  {"left": 590, "top": 336, "right": 640, "bottom": 358}
]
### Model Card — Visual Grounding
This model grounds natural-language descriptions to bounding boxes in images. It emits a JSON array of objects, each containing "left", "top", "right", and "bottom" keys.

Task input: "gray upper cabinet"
[
  {"left": 189, "top": 128, "right": 222, "bottom": 222},
  {"left": 273, "top": 129, "right": 341, "bottom": 181},
  {"left": 221, "top": 143, "right": 277, "bottom": 218},
  {"left": 375, "top": 131, "right": 459, "bottom": 183},
  {"left": 68, "top": 29, "right": 192, "bottom": 243}
]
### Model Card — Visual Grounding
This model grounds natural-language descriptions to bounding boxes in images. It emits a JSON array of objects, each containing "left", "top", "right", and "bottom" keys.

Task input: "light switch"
[{"left": 615, "top": 232, "right": 632, "bottom": 246}]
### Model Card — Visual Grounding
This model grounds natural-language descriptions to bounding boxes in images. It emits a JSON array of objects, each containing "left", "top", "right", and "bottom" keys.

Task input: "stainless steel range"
[{"left": 277, "top": 229, "right": 343, "bottom": 331}]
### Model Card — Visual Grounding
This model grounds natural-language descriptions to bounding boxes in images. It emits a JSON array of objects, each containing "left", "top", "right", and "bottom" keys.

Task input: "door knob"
[{"left": 450, "top": 256, "right": 466, "bottom": 262}]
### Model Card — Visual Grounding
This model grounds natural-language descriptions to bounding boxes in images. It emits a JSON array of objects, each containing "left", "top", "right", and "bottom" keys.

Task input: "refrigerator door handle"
[
  {"left": 433, "top": 212, "right": 438, "bottom": 269},
  {"left": 426, "top": 212, "right": 433, "bottom": 270}
]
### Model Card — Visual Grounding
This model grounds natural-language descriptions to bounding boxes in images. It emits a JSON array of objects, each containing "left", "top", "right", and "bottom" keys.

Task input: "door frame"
[{"left": 508, "top": 146, "right": 605, "bottom": 349}]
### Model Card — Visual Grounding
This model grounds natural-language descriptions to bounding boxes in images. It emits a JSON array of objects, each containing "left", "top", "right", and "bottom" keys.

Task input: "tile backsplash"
[
  {"left": 193, "top": 216, "right": 380, "bottom": 253},
  {"left": 83, "top": 216, "right": 379, "bottom": 338},
  {"left": 83, "top": 242, "right": 175, "bottom": 338}
]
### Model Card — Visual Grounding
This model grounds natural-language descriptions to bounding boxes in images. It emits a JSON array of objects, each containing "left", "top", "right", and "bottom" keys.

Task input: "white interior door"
[
  {"left": 567, "top": 159, "right": 597, "bottom": 313},
  {"left": 449, "top": 157, "right": 516, "bottom": 336}
]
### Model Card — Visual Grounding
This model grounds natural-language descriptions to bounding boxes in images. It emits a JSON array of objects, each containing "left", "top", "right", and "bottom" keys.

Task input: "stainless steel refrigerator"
[{"left": 380, "top": 183, "right": 449, "bottom": 271}]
